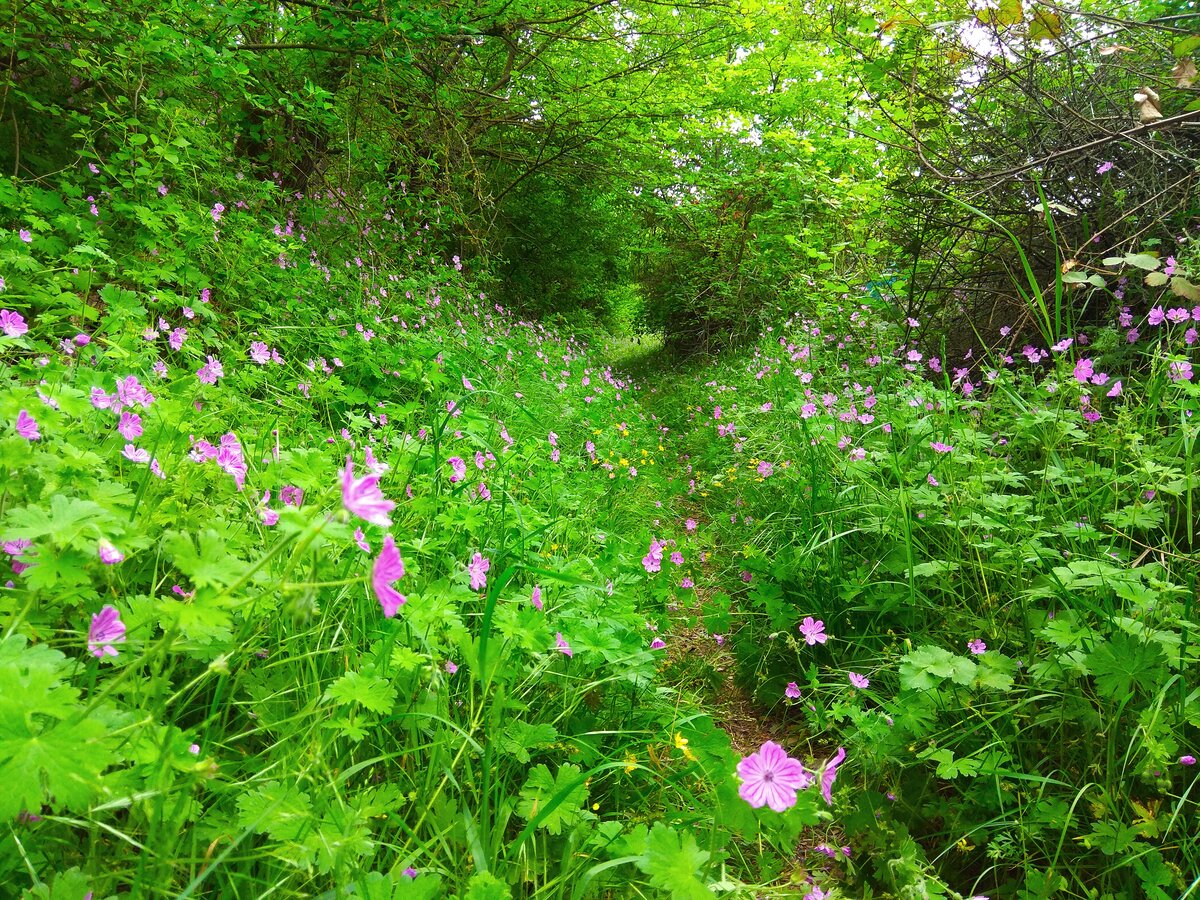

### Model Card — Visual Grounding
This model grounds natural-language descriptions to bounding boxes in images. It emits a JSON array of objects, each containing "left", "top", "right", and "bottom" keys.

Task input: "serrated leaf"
[
  {"left": 235, "top": 781, "right": 313, "bottom": 841},
  {"left": 498, "top": 720, "right": 558, "bottom": 764},
  {"left": 463, "top": 872, "right": 511, "bottom": 900},
  {"left": 0, "top": 717, "right": 113, "bottom": 818},
  {"left": 899, "top": 646, "right": 977, "bottom": 691},
  {"left": 324, "top": 671, "right": 397, "bottom": 713},
  {"left": 1088, "top": 632, "right": 1165, "bottom": 699},
  {"left": 516, "top": 763, "right": 588, "bottom": 835},
  {"left": 166, "top": 528, "right": 247, "bottom": 588},
  {"left": 635, "top": 822, "right": 713, "bottom": 899}
]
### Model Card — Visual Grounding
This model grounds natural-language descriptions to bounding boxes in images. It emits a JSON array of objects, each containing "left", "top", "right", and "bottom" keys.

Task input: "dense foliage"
[{"left": 2, "top": 0, "right": 1199, "bottom": 898}]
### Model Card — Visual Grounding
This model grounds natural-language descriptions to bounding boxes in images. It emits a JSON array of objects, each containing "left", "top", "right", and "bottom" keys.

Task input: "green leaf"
[
  {"left": 235, "top": 781, "right": 314, "bottom": 841},
  {"left": 498, "top": 720, "right": 558, "bottom": 764},
  {"left": 635, "top": 822, "right": 713, "bottom": 899},
  {"left": 4, "top": 495, "right": 116, "bottom": 544},
  {"left": 1088, "top": 632, "right": 1165, "bottom": 699},
  {"left": 1028, "top": 8, "right": 1062, "bottom": 40},
  {"left": 516, "top": 763, "right": 588, "bottom": 835},
  {"left": 324, "top": 670, "right": 397, "bottom": 714},
  {"left": 0, "top": 717, "right": 113, "bottom": 818},
  {"left": 1082, "top": 820, "right": 1140, "bottom": 856},
  {"left": 463, "top": 872, "right": 511, "bottom": 900},
  {"left": 166, "top": 528, "right": 248, "bottom": 588},
  {"left": 899, "top": 646, "right": 977, "bottom": 691}
]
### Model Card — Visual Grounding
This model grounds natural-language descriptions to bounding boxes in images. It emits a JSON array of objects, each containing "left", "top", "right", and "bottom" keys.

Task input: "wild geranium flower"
[
  {"left": 1107, "top": 380, "right": 1123, "bottom": 398},
  {"left": 757, "top": 460, "right": 774, "bottom": 478},
  {"left": 555, "top": 632, "right": 573, "bottom": 657},
  {"left": 444, "top": 660, "right": 458, "bottom": 674},
  {"left": 467, "top": 552, "right": 490, "bottom": 591},
  {"left": 650, "top": 637, "right": 666, "bottom": 650},
  {"left": 1149, "top": 307, "right": 1165, "bottom": 326},
  {"left": 531, "top": 585, "right": 543, "bottom": 610},
  {"left": 333, "top": 517, "right": 363, "bottom": 552},
  {"left": 372, "top": 534, "right": 406, "bottom": 617},
  {"left": 1097, "top": 160, "right": 1114, "bottom": 174},
  {"left": 798, "top": 616, "right": 828, "bottom": 645},
  {"left": 1, "top": 309, "right": 28, "bottom": 337},
  {"left": 97, "top": 539, "right": 124, "bottom": 565},
  {"left": 249, "top": 341, "right": 271, "bottom": 364},
  {"left": 447, "top": 456, "right": 466, "bottom": 483},
  {"left": 15, "top": 409, "right": 39, "bottom": 440},
  {"left": 930, "top": 441, "right": 954, "bottom": 454},
  {"left": 123, "top": 444, "right": 150, "bottom": 463},
  {"left": 118, "top": 411, "right": 142, "bottom": 440},
  {"left": 785, "top": 682, "right": 801, "bottom": 699},
  {"left": 1180, "top": 755, "right": 1197, "bottom": 766},
  {"left": 341, "top": 455, "right": 395, "bottom": 526},
  {"left": 968, "top": 639, "right": 987, "bottom": 654},
  {"left": 736, "top": 741, "right": 812, "bottom": 812},
  {"left": 819, "top": 747, "right": 846, "bottom": 805},
  {"left": 197, "top": 355, "right": 224, "bottom": 385},
  {"left": 88, "top": 605, "right": 126, "bottom": 658},
  {"left": 848, "top": 672, "right": 869, "bottom": 689},
  {"left": 280, "top": 485, "right": 304, "bottom": 506}
]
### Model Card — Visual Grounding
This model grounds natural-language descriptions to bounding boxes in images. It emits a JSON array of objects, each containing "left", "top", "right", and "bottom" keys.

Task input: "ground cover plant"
[{"left": 3, "top": 0, "right": 1200, "bottom": 898}]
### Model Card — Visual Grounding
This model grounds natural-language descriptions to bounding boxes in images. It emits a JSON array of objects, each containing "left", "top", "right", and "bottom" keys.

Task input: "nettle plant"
[
  {"left": 669, "top": 285, "right": 1199, "bottom": 896},
  {"left": 1, "top": 175, "right": 853, "bottom": 898}
]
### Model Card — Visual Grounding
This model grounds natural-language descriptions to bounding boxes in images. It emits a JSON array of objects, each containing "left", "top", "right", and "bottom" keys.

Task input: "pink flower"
[
  {"left": 1149, "top": 307, "right": 1165, "bottom": 326},
  {"left": 1180, "top": 755, "right": 1197, "bottom": 766},
  {"left": 757, "top": 460, "right": 774, "bottom": 478},
  {"left": 372, "top": 534, "right": 406, "bottom": 617},
  {"left": 15, "top": 409, "right": 39, "bottom": 440},
  {"left": 930, "top": 441, "right": 954, "bottom": 454},
  {"left": 118, "top": 411, "right": 142, "bottom": 440},
  {"left": 1097, "top": 161, "right": 1114, "bottom": 174},
  {"left": 447, "top": 456, "right": 466, "bottom": 483},
  {"left": 168, "top": 327, "right": 187, "bottom": 351},
  {"left": 467, "top": 552, "right": 490, "bottom": 591},
  {"left": 197, "top": 355, "right": 224, "bottom": 384},
  {"left": 798, "top": 616, "right": 827, "bottom": 645},
  {"left": 353, "top": 527, "right": 370, "bottom": 553},
  {"left": 785, "top": 682, "right": 801, "bottom": 699},
  {"left": 444, "top": 660, "right": 458, "bottom": 674},
  {"left": 122, "top": 444, "right": 150, "bottom": 463},
  {"left": 341, "top": 455, "right": 395, "bottom": 526},
  {"left": 258, "top": 491, "right": 279, "bottom": 526},
  {"left": 531, "top": 585, "right": 543, "bottom": 610},
  {"left": 88, "top": 605, "right": 126, "bottom": 658},
  {"left": 1107, "top": 380, "right": 1123, "bottom": 398},
  {"left": 736, "top": 741, "right": 812, "bottom": 812},
  {"left": 280, "top": 485, "right": 304, "bottom": 507},
  {"left": 97, "top": 539, "right": 124, "bottom": 565},
  {"left": 650, "top": 637, "right": 666, "bottom": 650},
  {"left": 819, "top": 747, "right": 846, "bottom": 805},
  {"left": 555, "top": 632, "right": 573, "bottom": 657},
  {"left": 1, "top": 309, "right": 28, "bottom": 338},
  {"left": 968, "top": 639, "right": 987, "bottom": 655},
  {"left": 848, "top": 672, "right": 869, "bottom": 689},
  {"left": 19, "top": 229, "right": 32, "bottom": 243}
]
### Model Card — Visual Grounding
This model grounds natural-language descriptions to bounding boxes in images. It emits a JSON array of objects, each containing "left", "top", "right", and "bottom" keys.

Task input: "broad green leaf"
[{"left": 516, "top": 763, "right": 588, "bottom": 835}]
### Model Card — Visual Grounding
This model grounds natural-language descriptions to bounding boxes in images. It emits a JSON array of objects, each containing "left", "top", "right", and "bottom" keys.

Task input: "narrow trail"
[{"left": 612, "top": 341, "right": 800, "bottom": 755}]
